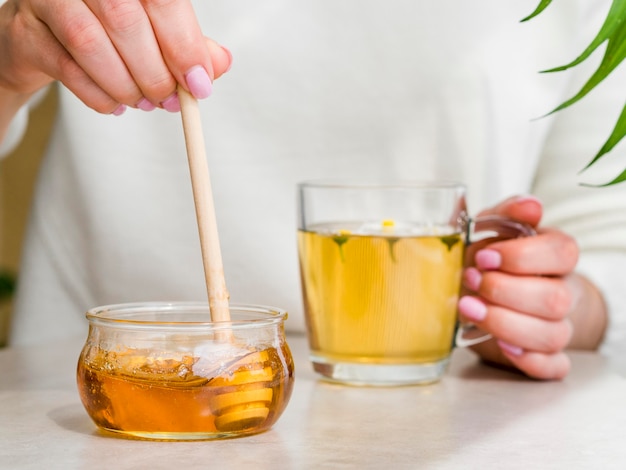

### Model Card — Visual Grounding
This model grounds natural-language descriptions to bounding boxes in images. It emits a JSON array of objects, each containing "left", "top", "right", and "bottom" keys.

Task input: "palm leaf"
[
  {"left": 541, "top": 0, "right": 626, "bottom": 72},
  {"left": 546, "top": 22, "right": 626, "bottom": 114},
  {"left": 525, "top": 0, "right": 626, "bottom": 185},
  {"left": 581, "top": 167, "right": 626, "bottom": 186},
  {"left": 582, "top": 101, "right": 626, "bottom": 171},
  {"left": 520, "top": 0, "right": 553, "bottom": 22}
]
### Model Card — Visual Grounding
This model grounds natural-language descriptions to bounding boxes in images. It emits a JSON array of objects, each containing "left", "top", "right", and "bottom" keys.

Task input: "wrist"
[{"left": 567, "top": 273, "right": 608, "bottom": 350}]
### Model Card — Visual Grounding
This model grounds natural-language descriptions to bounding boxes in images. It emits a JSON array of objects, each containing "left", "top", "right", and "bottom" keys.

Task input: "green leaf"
[
  {"left": 440, "top": 234, "right": 461, "bottom": 251},
  {"left": 581, "top": 167, "right": 626, "bottom": 187},
  {"left": 545, "top": 22, "right": 626, "bottom": 115},
  {"left": 332, "top": 233, "right": 350, "bottom": 262},
  {"left": 582, "top": 101, "right": 626, "bottom": 171},
  {"left": 520, "top": 0, "right": 553, "bottom": 22},
  {"left": 386, "top": 238, "right": 399, "bottom": 262},
  {"left": 540, "top": 0, "right": 626, "bottom": 72},
  {"left": 525, "top": 0, "right": 626, "bottom": 184}
]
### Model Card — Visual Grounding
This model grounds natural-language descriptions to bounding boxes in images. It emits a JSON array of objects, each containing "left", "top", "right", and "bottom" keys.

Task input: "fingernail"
[
  {"left": 497, "top": 340, "right": 524, "bottom": 356},
  {"left": 185, "top": 65, "right": 213, "bottom": 99},
  {"left": 161, "top": 93, "right": 180, "bottom": 113},
  {"left": 136, "top": 98, "right": 156, "bottom": 112},
  {"left": 463, "top": 267, "right": 482, "bottom": 291},
  {"left": 513, "top": 194, "right": 542, "bottom": 205},
  {"left": 458, "top": 296, "right": 487, "bottom": 322},
  {"left": 476, "top": 249, "right": 501, "bottom": 270},
  {"left": 111, "top": 104, "right": 127, "bottom": 116},
  {"left": 222, "top": 45, "right": 233, "bottom": 72}
]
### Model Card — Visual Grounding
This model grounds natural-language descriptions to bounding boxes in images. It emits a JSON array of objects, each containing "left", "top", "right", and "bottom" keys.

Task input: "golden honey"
[{"left": 76, "top": 303, "right": 295, "bottom": 440}]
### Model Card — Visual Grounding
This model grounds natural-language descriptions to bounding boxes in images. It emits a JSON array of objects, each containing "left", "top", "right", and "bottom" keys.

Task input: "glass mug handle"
[{"left": 454, "top": 215, "right": 537, "bottom": 348}]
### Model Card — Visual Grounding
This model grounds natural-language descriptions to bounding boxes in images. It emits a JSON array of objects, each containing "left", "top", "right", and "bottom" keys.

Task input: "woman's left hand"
[{"left": 457, "top": 195, "right": 602, "bottom": 380}]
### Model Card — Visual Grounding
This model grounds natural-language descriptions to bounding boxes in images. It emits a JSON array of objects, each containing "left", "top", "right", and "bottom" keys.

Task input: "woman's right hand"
[{"left": 0, "top": 0, "right": 232, "bottom": 114}]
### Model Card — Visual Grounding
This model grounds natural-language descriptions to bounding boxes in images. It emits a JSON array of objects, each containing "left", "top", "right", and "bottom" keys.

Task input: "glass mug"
[
  {"left": 77, "top": 302, "right": 295, "bottom": 440},
  {"left": 297, "top": 180, "right": 535, "bottom": 386}
]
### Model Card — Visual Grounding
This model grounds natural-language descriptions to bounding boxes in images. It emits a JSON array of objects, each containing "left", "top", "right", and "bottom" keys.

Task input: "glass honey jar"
[{"left": 77, "top": 302, "right": 295, "bottom": 440}]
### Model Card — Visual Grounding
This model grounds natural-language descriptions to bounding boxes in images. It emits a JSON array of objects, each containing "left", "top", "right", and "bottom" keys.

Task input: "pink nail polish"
[
  {"left": 458, "top": 296, "right": 487, "bottom": 322},
  {"left": 137, "top": 98, "right": 156, "bottom": 112},
  {"left": 161, "top": 93, "right": 180, "bottom": 113},
  {"left": 111, "top": 104, "right": 126, "bottom": 116},
  {"left": 475, "top": 249, "right": 501, "bottom": 270},
  {"left": 497, "top": 340, "right": 524, "bottom": 356},
  {"left": 463, "top": 267, "right": 482, "bottom": 291},
  {"left": 185, "top": 65, "right": 213, "bottom": 99}
]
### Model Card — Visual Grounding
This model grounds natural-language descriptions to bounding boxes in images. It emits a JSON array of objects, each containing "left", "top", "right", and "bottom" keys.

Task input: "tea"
[
  {"left": 298, "top": 221, "right": 464, "bottom": 367},
  {"left": 77, "top": 344, "right": 294, "bottom": 439}
]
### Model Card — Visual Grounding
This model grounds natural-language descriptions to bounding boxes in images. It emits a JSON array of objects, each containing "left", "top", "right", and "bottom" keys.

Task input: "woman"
[{"left": 1, "top": 0, "right": 623, "bottom": 379}]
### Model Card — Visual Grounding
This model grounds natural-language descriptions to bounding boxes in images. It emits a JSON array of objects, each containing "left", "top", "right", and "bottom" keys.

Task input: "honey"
[{"left": 77, "top": 343, "right": 294, "bottom": 440}]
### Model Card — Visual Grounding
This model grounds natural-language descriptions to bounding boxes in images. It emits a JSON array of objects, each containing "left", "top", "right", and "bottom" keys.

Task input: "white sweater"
[{"left": 4, "top": 0, "right": 626, "bottom": 357}]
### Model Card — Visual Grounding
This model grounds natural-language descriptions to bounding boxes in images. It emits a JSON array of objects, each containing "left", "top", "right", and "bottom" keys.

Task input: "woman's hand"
[
  {"left": 458, "top": 195, "right": 607, "bottom": 380},
  {"left": 0, "top": 0, "right": 232, "bottom": 115}
]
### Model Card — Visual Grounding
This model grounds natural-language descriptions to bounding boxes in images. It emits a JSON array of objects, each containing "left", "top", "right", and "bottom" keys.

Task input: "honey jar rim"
[{"left": 84, "top": 301, "right": 288, "bottom": 331}]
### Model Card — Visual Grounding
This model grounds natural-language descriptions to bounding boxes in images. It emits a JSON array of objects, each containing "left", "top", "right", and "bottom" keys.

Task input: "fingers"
[
  {"left": 140, "top": 0, "right": 214, "bottom": 96},
  {"left": 470, "top": 339, "right": 571, "bottom": 380},
  {"left": 206, "top": 38, "right": 232, "bottom": 80},
  {"left": 4, "top": 0, "right": 233, "bottom": 115},
  {"left": 473, "top": 196, "right": 577, "bottom": 277},
  {"left": 497, "top": 345, "right": 571, "bottom": 380},
  {"left": 1, "top": 1, "right": 121, "bottom": 113},
  {"left": 459, "top": 294, "right": 573, "bottom": 380},
  {"left": 477, "top": 194, "right": 543, "bottom": 228},
  {"left": 458, "top": 296, "right": 573, "bottom": 353},
  {"left": 459, "top": 198, "right": 580, "bottom": 380},
  {"left": 474, "top": 229, "right": 579, "bottom": 276},
  {"left": 41, "top": 0, "right": 145, "bottom": 109},
  {"left": 464, "top": 268, "right": 577, "bottom": 320},
  {"left": 83, "top": 0, "right": 175, "bottom": 107}
]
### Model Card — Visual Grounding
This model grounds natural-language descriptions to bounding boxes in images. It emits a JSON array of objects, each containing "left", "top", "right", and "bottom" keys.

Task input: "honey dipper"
[
  {"left": 178, "top": 86, "right": 275, "bottom": 431},
  {"left": 178, "top": 85, "right": 230, "bottom": 322}
]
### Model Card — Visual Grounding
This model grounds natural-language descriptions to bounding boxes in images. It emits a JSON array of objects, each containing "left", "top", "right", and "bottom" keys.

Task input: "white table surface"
[{"left": 1, "top": 333, "right": 626, "bottom": 470}]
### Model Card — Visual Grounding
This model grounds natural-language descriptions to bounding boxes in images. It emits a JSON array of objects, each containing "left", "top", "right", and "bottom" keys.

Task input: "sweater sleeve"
[
  {"left": 0, "top": 104, "right": 29, "bottom": 158},
  {"left": 0, "top": 0, "right": 25, "bottom": 158},
  {"left": 0, "top": 86, "right": 52, "bottom": 159}
]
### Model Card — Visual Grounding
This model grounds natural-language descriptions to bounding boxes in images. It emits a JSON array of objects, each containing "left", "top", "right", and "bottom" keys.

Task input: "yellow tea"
[
  {"left": 77, "top": 344, "right": 294, "bottom": 439},
  {"left": 298, "top": 222, "right": 464, "bottom": 367}
]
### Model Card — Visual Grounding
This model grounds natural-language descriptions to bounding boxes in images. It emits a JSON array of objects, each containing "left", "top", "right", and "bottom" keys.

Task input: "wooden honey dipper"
[
  {"left": 178, "top": 86, "right": 275, "bottom": 431},
  {"left": 178, "top": 85, "right": 230, "bottom": 322}
]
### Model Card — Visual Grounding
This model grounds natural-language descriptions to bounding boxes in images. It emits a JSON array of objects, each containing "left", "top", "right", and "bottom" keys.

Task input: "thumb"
[{"left": 477, "top": 195, "right": 543, "bottom": 228}]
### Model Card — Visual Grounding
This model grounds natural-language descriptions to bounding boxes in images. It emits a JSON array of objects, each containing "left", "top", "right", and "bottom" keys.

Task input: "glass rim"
[
  {"left": 85, "top": 301, "right": 288, "bottom": 330},
  {"left": 297, "top": 179, "right": 466, "bottom": 190}
]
